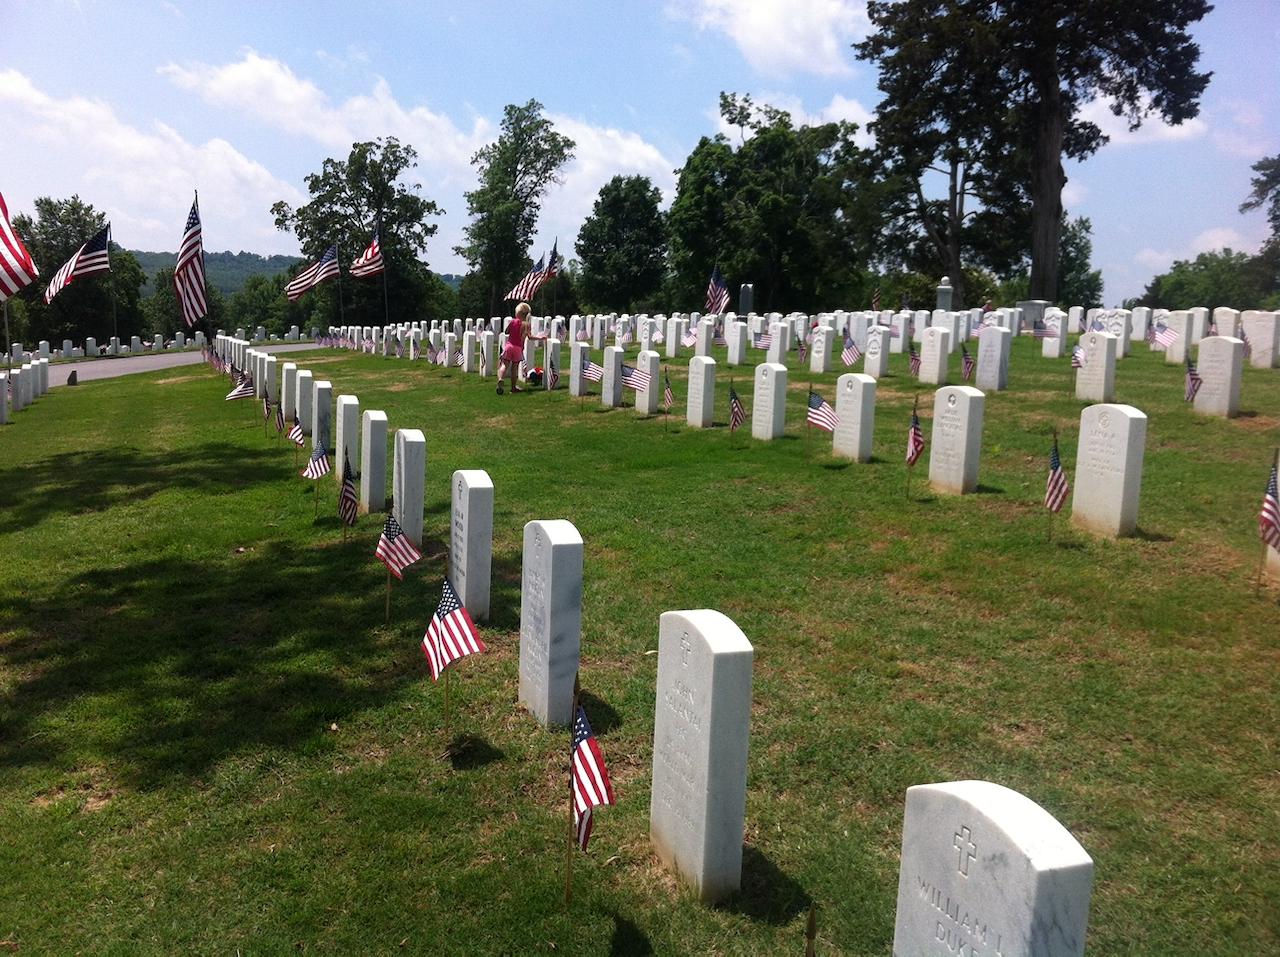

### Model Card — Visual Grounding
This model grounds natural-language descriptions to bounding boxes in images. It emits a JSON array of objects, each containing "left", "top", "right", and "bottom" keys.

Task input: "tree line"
[{"left": 10, "top": 3, "right": 1278, "bottom": 348}]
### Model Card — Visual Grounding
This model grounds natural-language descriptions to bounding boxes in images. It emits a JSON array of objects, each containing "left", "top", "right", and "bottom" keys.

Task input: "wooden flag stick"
[
  {"left": 805, "top": 903, "right": 817, "bottom": 957},
  {"left": 384, "top": 567, "right": 392, "bottom": 624},
  {"left": 564, "top": 672, "right": 582, "bottom": 907},
  {"left": 805, "top": 380, "right": 813, "bottom": 462},
  {"left": 443, "top": 667, "right": 452, "bottom": 745},
  {"left": 314, "top": 479, "right": 320, "bottom": 518},
  {"left": 1257, "top": 447, "right": 1280, "bottom": 598}
]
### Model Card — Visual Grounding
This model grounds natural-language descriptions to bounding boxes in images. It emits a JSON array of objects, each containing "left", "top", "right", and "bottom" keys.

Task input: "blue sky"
[{"left": 3, "top": 0, "right": 1277, "bottom": 306}]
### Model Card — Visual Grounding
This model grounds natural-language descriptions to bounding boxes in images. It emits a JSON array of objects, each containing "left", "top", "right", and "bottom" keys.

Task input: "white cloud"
[
  {"left": 1078, "top": 97, "right": 1208, "bottom": 146},
  {"left": 1134, "top": 226, "right": 1263, "bottom": 273},
  {"left": 711, "top": 91, "right": 875, "bottom": 147},
  {"left": 0, "top": 68, "right": 303, "bottom": 254},
  {"left": 666, "top": 0, "right": 869, "bottom": 77},
  {"left": 1061, "top": 180, "right": 1089, "bottom": 207}
]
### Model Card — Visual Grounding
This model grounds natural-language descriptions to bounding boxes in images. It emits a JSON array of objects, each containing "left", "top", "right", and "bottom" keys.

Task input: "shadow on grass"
[
  {"left": 974, "top": 483, "right": 1005, "bottom": 494},
  {"left": 447, "top": 732, "right": 505, "bottom": 771},
  {"left": 0, "top": 535, "right": 426, "bottom": 790},
  {"left": 578, "top": 690, "right": 622, "bottom": 734},
  {"left": 0, "top": 443, "right": 284, "bottom": 534},
  {"left": 1133, "top": 526, "right": 1175, "bottom": 543},
  {"left": 722, "top": 845, "right": 810, "bottom": 925},
  {"left": 608, "top": 912, "right": 654, "bottom": 956}
]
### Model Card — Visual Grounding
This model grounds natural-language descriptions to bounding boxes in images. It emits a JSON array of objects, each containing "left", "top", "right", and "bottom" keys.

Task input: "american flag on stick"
[
  {"left": 1045, "top": 437, "right": 1069, "bottom": 513},
  {"left": 907, "top": 342, "right": 921, "bottom": 376},
  {"left": 422, "top": 578, "right": 485, "bottom": 681},
  {"left": 1154, "top": 323, "right": 1179, "bottom": 347},
  {"left": 1184, "top": 355, "right": 1202, "bottom": 402},
  {"left": 752, "top": 330, "right": 772, "bottom": 350},
  {"left": 572, "top": 705, "right": 614, "bottom": 851},
  {"left": 960, "top": 344, "right": 975, "bottom": 380},
  {"left": 174, "top": 196, "right": 207, "bottom": 327},
  {"left": 841, "top": 335, "right": 861, "bottom": 366},
  {"left": 681, "top": 323, "right": 698, "bottom": 348},
  {"left": 580, "top": 355, "right": 604, "bottom": 382},
  {"left": 663, "top": 372, "right": 674, "bottom": 410},
  {"left": 906, "top": 406, "right": 925, "bottom": 466},
  {"left": 288, "top": 412, "right": 306, "bottom": 446},
  {"left": 728, "top": 384, "right": 745, "bottom": 433},
  {"left": 338, "top": 454, "right": 358, "bottom": 527},
  {"left": 548, "top": 355, "right": 559, "bottom": 390},
  {"left": 302, "top": 442, "right": 331, "bottom": 479},
  {"left": 0, "top": 191, "right": 38, "bottom": 301},
  {"left": 225, "top": 371, "right": 254, "bottom": 400},
  {"left": 621, "top": 364, "right": 651, "bottom": 391},
  {"left": 44, "top": 224, "right": 111, "bottom": 303},
  {"left": 285, "top": 244, "right": 339, "bottom": 301},
  {"left": 1071, "top": 344, "right": 1087, "bottom": 369},
  {"left": 705, "top": 265, "right": 729, "bottom": 314},
  {"left": 806, "top": 391, "right": 839, "bottom": 432},
  {"left": 275, "top": 401, "right": 286, "bottom": 434},
  {"left": 1260, "top": 462, "right": 1280, "bottom": 551},
  {"left": 375, "top": 515, "right": 422, "bottom": 580},
  {"left": 504, "top": 255, "right": 546, "bottom": 302}
]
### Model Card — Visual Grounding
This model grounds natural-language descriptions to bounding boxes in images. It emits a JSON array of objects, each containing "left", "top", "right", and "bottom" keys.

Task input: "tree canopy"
[
  {"left": 857, "top": 0, "right": 1212, "bottom": 304},
  {"left": 575, "top": 175, "right": 666, "bottom": 312},
  {"left": 272, "top": 137, "right": 447, "bottom": 326},
  {"left": 455, "top": 100, "right": 575, "bottom": 317},
  {"left": 1240, "top": 153, "right": 1280, "bottom": 240}
]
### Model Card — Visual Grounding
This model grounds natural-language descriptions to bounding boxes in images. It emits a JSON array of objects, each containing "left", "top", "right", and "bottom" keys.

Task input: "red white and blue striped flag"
[
  {"left": 960, "top": 344, "right": 975, "bottom": 380},
  {"left": 705, "top": 265, "right": 729, "bottom": 315},
  {"left": 422, "top": 577, "right": 485, "bottom": 681},
  {"left": 663, "top": 372, "right": 674, "bottom": 409},
  {"left": 907, "top": 342, "right": 921, "bottom": 376},
  {"left": 350, "top": 228, "right": 384, "bottom": 277},
  {"left": 572, "top": 705, "right": 614, "bottom": 850},
  {"left": 1184, "top": 355, "right": 1202, "bottom": 402},
  {"left": 906, "top": 409, "right": 925, "bottom": 466},
  {"left": 44, "top": 224, "right": 111, "bottom": 303},
  {"left": 1045, "top": 438, "right": 1069, "bottom": 513},
  {"left": 581, "top": 355, "right": 604, "bottom": 382},
  {"left": 288, "top": 412, "right": 306, "bottom": 446},
  {"left": 286, "top": 244, "right": 339, "bottom": 301},
  {"left": 0, "top": 191, "right": 38, "bottom": 301},
  {"left": 728, "top": 384, "right": 745, "bottom": 433},
  {"left": 302, "top": 442, "right": 331, "bottom": 479},
  {"left": 375, "top": 515, "right": 422, "bottom": 580},
  {"left": 841, "top": 335, "right": 861, "bottom": 366},
  {"left": 174, "top": 196, "right": 207, "bottom": 327},
  {"left": 338, "top": 454, "right": 358, "bottom": 527},
  {"left": 1260, "top": 463, "right": 1280, "bottom": 551},
  {"left": 621, "top": 363, "right": 651, "bottom": 391},
  {"left": 504, "top": 255, "right": 546, "bottom": 302},
  {"left": 806, "top": 390, "right": 839, "bottom": 432}
]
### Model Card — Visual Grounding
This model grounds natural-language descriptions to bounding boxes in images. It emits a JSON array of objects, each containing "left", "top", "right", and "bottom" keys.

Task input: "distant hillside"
[{"left": 132, "top": 250, "right": 299, "bottom": 298}]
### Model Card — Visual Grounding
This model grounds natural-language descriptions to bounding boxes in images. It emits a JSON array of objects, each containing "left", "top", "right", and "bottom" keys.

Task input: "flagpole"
[
  {"left": 335, "top": 239, "right": 346, "bottom": 327},
  {"left": 564, "top": 671, "right": 581, "bottom": 907},
  {"left": 805, "top": 904, "right": 817, "bottom": 957},
  {"left": 1048, "top": 430, "right": 1057, "bottom": 544},
  {"left": 805, "top": 380, "right": 813, "bottom": 462},
  {"left": 906, "top": 396, "right": 917, "bottom": 502},
  {"left": 385, "top": 567, "right": 392, "bottom": 625}
]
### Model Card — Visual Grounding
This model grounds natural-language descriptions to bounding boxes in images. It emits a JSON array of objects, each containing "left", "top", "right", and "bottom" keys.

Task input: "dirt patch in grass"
[{"left": 155, "top": 375, "right": 202, "bottom": 386}]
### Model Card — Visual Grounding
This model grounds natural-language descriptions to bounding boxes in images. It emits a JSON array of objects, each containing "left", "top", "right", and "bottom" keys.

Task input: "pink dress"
[{"left": 501, "top": 317, "right": 525, "bottom": 361}]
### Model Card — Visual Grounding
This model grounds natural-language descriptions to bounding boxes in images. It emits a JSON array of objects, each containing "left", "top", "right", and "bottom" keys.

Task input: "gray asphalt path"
[{"left": 44, "top": 343, "right": 319, "bottom": 388}]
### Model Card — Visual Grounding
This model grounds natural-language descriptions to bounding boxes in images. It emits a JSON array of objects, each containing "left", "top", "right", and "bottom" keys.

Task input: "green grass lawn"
[{"left": 1, "top": 335, "right": 1277, "bottom": 954}]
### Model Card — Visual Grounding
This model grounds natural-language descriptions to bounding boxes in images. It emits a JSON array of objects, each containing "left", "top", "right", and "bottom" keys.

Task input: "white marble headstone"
[
  {"left": 833, "top": 373, "right": 875, "bottom": 463},
  {"left": 359, "top": 410, "right": 388, "bottom": 514},
  {"left": 687, "top": 356, "right": 715, "bottom": 428},
  {"left": 518, "top": 519, "right": 583, "bottom": 728},
  {"left": 1071, "top": 404, "right": 1146, "bottom": 538},
  {"left": 1193, "top": 336, "right": 1243, "bottom": 418},
  {"left": 450, "top": 469, "right": 493, "bottom": 621},
  {"left": 929, "top": 386, "right": 985, "bottom": 495},
  {"left": 751, "top": 362, "right": 787, "bottom": 440}
]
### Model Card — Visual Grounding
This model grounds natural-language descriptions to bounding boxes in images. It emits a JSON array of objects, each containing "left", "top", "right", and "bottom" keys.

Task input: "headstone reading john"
[
  {"left": 518, "top": 519, "right": 583, "bottom": 728},
  {"left": 649, "top": 609, "right": 753, "bottom": 904},
  {"left": 893, "top": 780, "right": 1093, "bottom": 957}
]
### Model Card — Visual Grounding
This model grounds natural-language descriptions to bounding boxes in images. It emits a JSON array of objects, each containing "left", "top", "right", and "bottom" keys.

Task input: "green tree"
[
  {"left": 142, "top": 267, "right": 225, "bottom": 339},
  {"left": 1056, "top": 215, "right": 1104, "bottom": 308},
  {"left": 455, "top": 100, "right": 575, "bottom": 316},
  {"left": 12, "top": 196, "right": 145, "bottom": 345},
  {"left": 1134, "top": 247, "right": 1279, "bottom": 311},
  {"left": 272, "top": 137, "right": 447, "bottom": 327},
  {"left": 857, "top": 0, "right": 1211, "bottom": 303},
  {"left": 575, "top": 176, "right": 666, "bottom": 311},
  {"left": 226, "top": 273, "right": 288, "bottom": 337},
  {"left": 667, "top": 93, "right": 881, "bottom": 313},
  {"left": 1240, "top": 154, "right": 1280, "bottom": 240}
]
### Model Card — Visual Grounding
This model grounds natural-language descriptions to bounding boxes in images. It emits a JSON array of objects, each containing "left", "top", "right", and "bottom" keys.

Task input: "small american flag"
[
  {"left": 576, "top": 327, "right": 590, "bottom": 341},
  {"left": 303, "top": 442, "right": 331, "bottom": 479},
  {"left": 395, "top": 337, "right": 404, "bottom": 359},
  {"left": 1154, "top": 323, "right": 1180, "bottom": 347},
  {"left": 907, "top": 343, "right": 921, "bottom": 376},
  {"left": 581, "top": 355, "right": 604, "bottom": 382},
  {"left": 225, "top": 372, "right": 254, "bottom": 400},
  {"left": 375, "top": 515, "right": 422, "bottom": 579},
  {"left": 652, "top": 325, "right": 665, "bottom": 344},
  {"left": 275, "top": 401, "right": 286, "bottom": 434},
  {"left": 45, "top": 224, "right": 111, "bottom": 303},
  {"left": 1260, "top": 463, "right": 1280, "bottom": 550},
  {"left": 1090, "top": 318, "right": 1106, "bottom": 332},
  {"left": 705, "top": 265, "right": 729, "bottom": 314},
  {"left": 663, "top": 372, "right": 674, "bottom": 410},
  {"left": 572, "top": 705, "right": 614, "bottom": 851},
  {"left": 262, "top": 395, "right": 272, "bottom": 421},
  {"left": 728, "top": 384, "right": 745, "bottom": 433},
  {"left": 453, "top": 347, "right": 465, "bottom": 367},
  {"left": 1241, "top": 326, "right": 1252, "bottom": 358},
  {"left": 1045, "top": 438, "right": 1069, "bottom": 513},
  {"left": 961, "top": 344, "right": 975, "bottom": 380},
  {"left": 1184, "top": 355, "right": 1202, "bottom": 401},
  {"left": 548, "top": 356, "right": 559, "bottom": 390},
  {"left": 288, "top": 412, "right": 306, "bottom": 446},
  {"left": 871, "top": 286, "right": 881, "bottom": 311},
  {"left": 410, "top": 336, "right": 421, "bottom": 361},
  {"left": 338, "top": 455, "right": 358, "bottom": 527},
  {"left": 681, "top": 324, "right": 698, "bottom": 348},
  {"left": 841, "top": 335, "right": 861, "bottom": 366},
  {"left": 797, "top": 337, "right": 808, "bottom": 364},
  {"left": 1071, "top": 344, "right": 1087, "bottom": 369},
  {"left": 713, "top": 322, "right": 727, "bottom": 347},
  {"left": 621, "top": 364, "right": 651, "bottom": 391},
  {"left": 906, "top": 409, "right": 925, "bottom": 466},
  {"left": 806, "top": 391, "right": 839, "bottom": 432},
  {"left": 753, "top": 331, "right": 772, "bottom": 350},
  {"left": 422, "top": 578, "right": 485, "bottom": 681},
  {"left": 479, "top": 345, "right": 488, "bottom": 376}
]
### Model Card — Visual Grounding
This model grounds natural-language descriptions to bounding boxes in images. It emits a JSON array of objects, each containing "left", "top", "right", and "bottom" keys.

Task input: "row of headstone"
[{"left": 2, "top": 356, "right": 51, "bottom": 422}]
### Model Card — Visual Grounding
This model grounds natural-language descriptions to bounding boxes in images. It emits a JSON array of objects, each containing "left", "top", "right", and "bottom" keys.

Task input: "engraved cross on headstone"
[{"left": 954, "top": 825, "right": 976, "bottom": 877}]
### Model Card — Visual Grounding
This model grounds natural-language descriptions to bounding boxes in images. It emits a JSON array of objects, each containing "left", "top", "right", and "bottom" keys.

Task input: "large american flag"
[
  {"left": 841, "top": 335, "right": 861, "bottom": 366},
  {"left": 0, "top": 191, "right": 38, "bottom": 301},
  {"left": 421, "top": 578, "right": 485, "bottom": 681},
  {"left": 1260, "top": 463, "right": 1280, "bottom": 551},
  {"left": 1184, "top": 355, "right": 1202, "bottom": 402},
  {"left": 174, "top": 196, "right": 207, "bottom": 327},
  {"left": 302, "top": 442, "right": 331, "bottom": 479},
  {"left": 1045, "top": 438, "right": 1069, "bottom": 513},
  {"left": 44, "top": 224, "right": 111, "bottom": 303},
  {"left": 350, "top": 228, "right": 384, "bottom": 277},
  {"left": 705, "top": 265, "right": 729, "bottom": 314},
  {"left": 285, "top": 244, "right": 339, "bottom": 301},
  {"left": 906, "top": 409, "right": 925, "bottom": 466},
  {"left": 871, "top": 286, "right": 881, "bottom": 310},
  {"left": 572, "top": 705, "right": 614, "bottom": 851},
  {"left": 504, "top": 255, "right": 546, "bottom": 302},
  {"left": 338, "top": 455, "right": 358, "bottom": 527},
  {"left": 375, "top": 514, "right": 422, "bottom": 580},
  {"left": 961, "top": 344, "right": 975, "bottom": 380},
  {"left": 621, "top": 363, "right": 651, "bottom": 391},
  {"left": 806, "top": 391, "right": 839, "bottom": 432},
  {"left": 728, "top": 384, "right": 745, "bottom": 432}
]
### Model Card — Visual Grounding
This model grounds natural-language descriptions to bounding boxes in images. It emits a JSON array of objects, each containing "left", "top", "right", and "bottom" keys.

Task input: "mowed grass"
[{"left": 0, "top": 335, "right": 1277, "bottom": 954}]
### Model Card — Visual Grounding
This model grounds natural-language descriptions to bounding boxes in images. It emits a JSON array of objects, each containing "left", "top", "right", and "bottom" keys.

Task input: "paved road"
[{"left": 44, "top": 343, "right": 319, "bottom": 389}]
